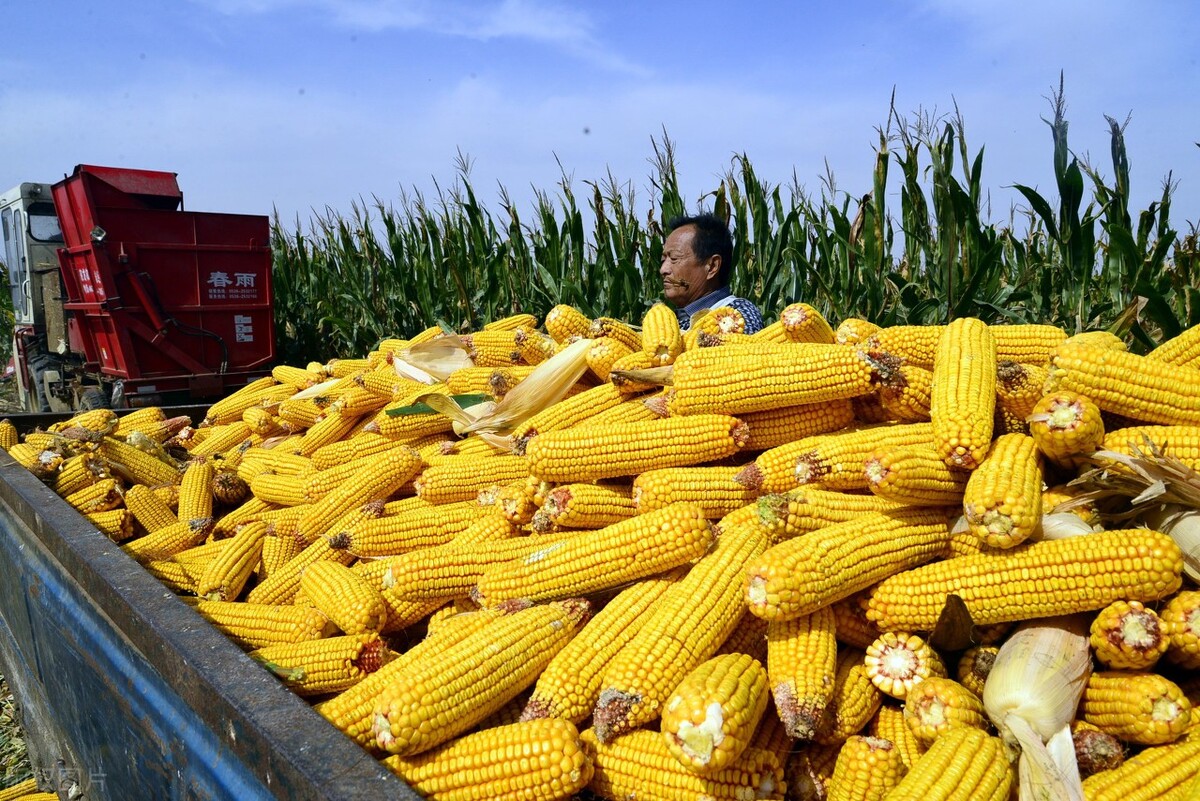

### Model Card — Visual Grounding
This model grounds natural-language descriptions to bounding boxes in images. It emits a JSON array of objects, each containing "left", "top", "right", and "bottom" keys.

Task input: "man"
[{"left": 659, "top": 213, "right": 763, "bottom": 334}]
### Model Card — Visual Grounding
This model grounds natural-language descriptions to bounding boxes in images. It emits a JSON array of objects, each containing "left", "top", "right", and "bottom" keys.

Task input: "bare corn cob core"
[
  {"left": 580, "top": 728, "right": 785, "bottom": 801},
  {"left": 745, "top": 506, "right": 952, "bottom": 622},
  {"left": 660, "top": 652, "right": 769, "bottom": 773},
  {"left": 382, "top": 718, "right": 592, "bottom": 801},
  {"left": 930, "top": 317, "right": 997, "bottom": 469},
  {"left": 1089, "top": 600, "right": 1169, "bottom": 669},
  {"left": 961, "top": 432, "right": 1044, "bottom": 549},
  {"left": 766, "top": 606, "right": 837, "bottom": 740},
  {"left": 525, "top": 413, "right": 749, "bottom": 483},
  {"left": 865, "top": 529, "right": 1183, "bottom": 630}
]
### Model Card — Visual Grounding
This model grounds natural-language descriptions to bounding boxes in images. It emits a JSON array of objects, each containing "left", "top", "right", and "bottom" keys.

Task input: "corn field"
[{"left": 276, "top": 89, "right": 1189, "bottom": 364}]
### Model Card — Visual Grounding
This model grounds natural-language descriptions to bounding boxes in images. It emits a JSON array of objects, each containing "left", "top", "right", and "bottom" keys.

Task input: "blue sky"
[{"left": 4, "top": 0, "right": 1198, "bottom": 239}]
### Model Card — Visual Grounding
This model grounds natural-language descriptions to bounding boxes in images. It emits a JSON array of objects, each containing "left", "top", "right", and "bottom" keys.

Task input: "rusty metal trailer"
[{"left": 0, "top": 432, "right": 418, "bottom": 800}]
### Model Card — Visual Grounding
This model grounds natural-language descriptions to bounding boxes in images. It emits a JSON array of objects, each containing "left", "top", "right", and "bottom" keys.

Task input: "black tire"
[{"left": 78, "top": 386, "right": 109, "bottom": 411}]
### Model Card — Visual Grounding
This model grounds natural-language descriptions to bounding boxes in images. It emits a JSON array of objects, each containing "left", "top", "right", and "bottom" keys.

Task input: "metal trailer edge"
[{"left": 0, "top": 451, "right": 420, "bottom": 800}]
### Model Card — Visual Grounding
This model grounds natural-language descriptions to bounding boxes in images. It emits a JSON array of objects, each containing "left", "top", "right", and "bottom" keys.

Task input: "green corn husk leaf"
[{"left": 983, "top": 615, "right": 1091, "bottom": 801}]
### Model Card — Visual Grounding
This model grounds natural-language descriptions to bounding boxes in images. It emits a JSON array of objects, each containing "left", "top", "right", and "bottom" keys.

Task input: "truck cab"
[{"left": 0, "top": 182, "right": 71, "bottom": 411}]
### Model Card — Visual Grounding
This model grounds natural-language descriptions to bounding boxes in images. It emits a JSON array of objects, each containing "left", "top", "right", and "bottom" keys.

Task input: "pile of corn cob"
[{"left": 3, "top": 302, "right": 1200, "bottom": 801}]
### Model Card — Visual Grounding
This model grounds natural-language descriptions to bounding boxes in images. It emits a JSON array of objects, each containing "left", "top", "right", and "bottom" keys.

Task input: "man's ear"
[{"left": 704, "top": 255, "right": 721, "bottom": 281}]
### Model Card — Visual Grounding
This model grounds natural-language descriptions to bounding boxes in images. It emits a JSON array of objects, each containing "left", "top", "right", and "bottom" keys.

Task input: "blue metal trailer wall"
[{"left": 0, "top": 453, "right": 418, "bottom": 800}]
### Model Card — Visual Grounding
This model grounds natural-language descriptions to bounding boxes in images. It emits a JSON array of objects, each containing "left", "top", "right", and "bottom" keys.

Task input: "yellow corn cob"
[
  {"left": 754, "top": 487, "right": 903, "bottom": 544},
  {"left": 151, "top": 482, "right": 181, "bottom": 509},
  {"left": 881, "top": 727, "right": 1013, "bottom": 801},
  {"left": 356, "top": 370, "right": 424, "bottom": 401},
  {"left": 382, "top": 718, "right": 592, "bottom": 801},
  {"left": 513, "top": 325, "right": 558, "bottom": 366},
  {"left": 836, "top": 317, "right": 881, "bottom": 345},
  {"left": 374, "top": 591, "right": 444, "bottom": 636},
  {"left": 211, "top": 469, "right": 249, "bottom": 506},
  {"left": 586, "top": 336, "right": 635, "bottom": 381},
  {"left": 475, "top": 502, "right": 715, "bottom": 607},
  {"left": 863, "top": 632, "right": 946, "bottom": 700},
  {"left": 6, "top": 443, "right": 61, "bottom": 479},
  {"left": 419, "top": 434, "right": 504, "bottom": 466},
  {"left": 295, "top": 447, "right": 422, "bottom": 545},
  {"left": 293, "top": 412, "right": 362, "bottom": 457},
  {"left": 195, "top": 521, "right": 267, "bottom": 601},
  {"left": 814, "top": 647, "right": 883, "bottom": 745},
  {"left": 121, "top": 517, "right": 213, "bottom": 562},
  {"left": 1048, "top": 341, "right": 1200, "bottom": 425},
  {"left": 325, "top": 356, "right": 375, "bottom": 377},
  {"left": 303, "top": 446, "right": 413, "bottom": 504},
  {"left": 1101, "top": 425, "right": 1200, "bottom": 471},
  {"left": 364, "top": 384, "right": 455, "bottom": 441},
  {"left": 299, "top": 560, "right": 388, "bottom": 634},
  {"left": 870, "top": 702, "right": 927, "bottom": 770},
  {"left": 668, "top": 342, "right": 886, "bottom": 416},
  {"left": 592, "top": 516, "right": 768, "bottom": 742},
  {"left": 250, "top": 631, "right": 391, "bottom": 696},
  {"left": 177, "top": 458, "right": 215, "bottom": 524},
  {"left": 787, "top": 743, "right": 841, "bottom": 801},
  {"left": 371, "top": 598, "right": 590, "bottom": 755},
  {"left": 1028, "top": 389, "right": 1105, "bottom": 467},
  {"left": 380, "top": 514, "right": 521, "bottom": 603},
  {"left": 276, "top": 398, "right": 325, "bottom": 430},
  {"left": 406, "top": 325, "right": 446, "bottom": 345},
  {"left": 736, "top": 400, "right": 855, "bottom": 451},
  {"left": 201, "top": 377, "right": 279, "bottom": 426},
  {"left": 326, "top": 386, "right": 388, "bottom": 419},
  {"left": 1163, "top": 590, "right": 1200, "bottom": 670},
  {"left": 413, "top": 454, "right": 531, "bottom": 504},
  {"left": 864, "top": 325, "right": 944, "bottom": 368},
  {"left": 124, "top": 483, "right": 179, "bottom": 533},
  {"left": 188, "top": 599, "right": 335, "bottom": 650},
  {"left": 766, "top": 606, "right": 838, "bottom": 740},
  {"left": 994, "top": 360, "right": 1050, "bottom": 435},
  {"left": 1089, "top": 600, "right": 1169, "bottom": 670},
  {"left": 580, "top": 728, "right": 785, "bottom": 801},
  {"left": 510, "top": 382, "right": 627, "bottom": 451},
  {"left": 608, "top": 349, "right": 663, "bottom": 393},
  {"left": 187, "top": 422, "right": 254, "bottom": 458},
  {"left": 865, "top": 529, "right": 1183, "bottom": 631},
  {"left": 830, "top": 592, "right": 881, "bottom": 650},
  {"left": 462, "top": 329, "right": 521, "bottom": 367},
  {"left": 930, "top": 317, "right": 996, "bottom": 469},
  {"left": 576, "top": 391, "right": 665, "bottom": 429},
  {"left": 63, "top": 477, "right": 123, "bottom": 514},
  {"left": 445, "top": 365, "right": 533, "bottom": 397},
  {"left": 1082, "top": 671, "right": 1192, "bottom": 745},
  {"left": 522, "top": 572, "right": 679, "bottom": 724},
  {"left": 1147, "top": 325, "right": 1200, "bottom": 367},
  {"left": 775, "top": 302, "right": 836, "bottom": 344},
  {"left": 0, "top": 420, "right": 20, "bottom": 450},
  {"left": 1062, "top": 329, "right": 1127, "bottom": 352},
  {"left": 271, "top": 364, "right": 323, "bottom": 389},
  {"left": 245, "top": 530, "right": 355, "bottom": 605},
  {"left": 99, "top": 437, "right": 180, "bottom": 486},
  {"left": 691, "top": 306, "right": 745, "bottom": 337},
  {"left": 745, "top": 506, "right": 952, "bottom": 622},
  {"left": 864, "top": 445, "right": 971, "bottom": 506},
  {"left": 53, "top": 452, "right": 109, "bottom": 496},
  {"left": 901, "top": 676, "right": 987, "bottom": 745},
  {"left": 49, "top": 407, "right": 118, "bottom": 435},
  {"left": 737, "top": 422, "right": 934, "bottom": 494},
  {"left": 660, "top": 652, "right": 770, "bottom": 773},
  {"left": 1079, "top": 738, "right": 1200, "bottom": 801},
  {"left": 526, "top": 414, "right": 749, "bottom": 483},
  {"left": 316, "top": 606, "right": 509, "bottom": 746},
  {"left": 249, "top": 473, "right": 308, "bottom": 506},
  {"left": 530, "top": 482, "right": 635, "bottom": 534},
  {"left": 490, "top": 475, "right": 552, "bottom": 525},
  {"left": 876, "top": 362, "right": 934, "bottom": 423},
  {"left": 238, "top": 448, "right": 314, "bottom": 478},
  {"left": 343, "top": 500, "right": 481, "bottom": 558},
  {"left": 961, "top": 432, "right": 1043, "bottom": 549},
  {"left": 544, "top": 304, "right": 591, "bottom": 343},
  {"left": 86, "top": 508, "right": 134, "bottom": 542},
  {"left": 117, "top": 411, "right": 191, "bottom": 443},
  {"left": 632, "top": 466, "right": 758, "bottom": 519},
  {"left": 852, "top": 390, "right": 895, "bottom": 424},
  {"left": 714, "top": 611, "right": 769, "bottom": 662},
  {"left": 641, "top": 302, "right": 685, "bottom": 365},
  {"left": 955, "top": 645, "right": 999, "bottom": 698},
  {"left": 258, "top": 531, "right": 304, "bottom": 581},
  {"left": 827, "top": 734, "right": 906, "bottom": 801}
]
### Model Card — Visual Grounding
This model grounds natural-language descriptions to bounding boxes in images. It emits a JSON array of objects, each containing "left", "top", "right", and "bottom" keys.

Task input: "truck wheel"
[{"left": 78, "top": 387, "right": 109, "bottom": 411}]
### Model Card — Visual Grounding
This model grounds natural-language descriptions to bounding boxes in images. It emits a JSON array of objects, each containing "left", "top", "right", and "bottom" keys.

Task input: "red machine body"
[{"left": 50, "top": 165, "right": 274, "bottom": 402}]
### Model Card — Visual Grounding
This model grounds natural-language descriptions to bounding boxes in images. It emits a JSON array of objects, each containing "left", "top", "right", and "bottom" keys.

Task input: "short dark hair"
[{"left": 667, "top": 213, "right": 734, "bottom": 286}]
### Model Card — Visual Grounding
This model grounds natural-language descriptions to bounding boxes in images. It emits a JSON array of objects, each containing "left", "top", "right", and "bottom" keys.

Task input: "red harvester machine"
[{"left": 1, "top": 164, "right": 275, "bottom": 411}]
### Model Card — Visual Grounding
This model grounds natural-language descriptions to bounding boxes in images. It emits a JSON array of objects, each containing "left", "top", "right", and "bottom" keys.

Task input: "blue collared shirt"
[{"left": 674, "top": 287, "right": 764, "bottom": 334}]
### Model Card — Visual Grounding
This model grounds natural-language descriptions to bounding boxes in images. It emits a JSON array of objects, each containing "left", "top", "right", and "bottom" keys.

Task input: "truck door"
[{"left": 0, "top": 205, "right": 31, "bottom": 321}]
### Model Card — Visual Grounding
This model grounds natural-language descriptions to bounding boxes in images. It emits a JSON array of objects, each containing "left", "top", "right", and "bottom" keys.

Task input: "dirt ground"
[{"left": 0, "top": 672, "right": 32, "bottom": 789}]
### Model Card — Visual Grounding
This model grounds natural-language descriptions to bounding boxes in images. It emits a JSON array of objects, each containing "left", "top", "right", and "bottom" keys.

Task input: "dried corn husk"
[
  {"left": 1037, "top": 512, "right": 1096, "bottom": 540},
  {"left": 394, "top": 333, "right": 472, "bottom": 382},
  {"left": 983, "top": 615, "right": 1090, "bottom": 801},
  {"left": 1139, "top": 505, "right": 1200, "bottom": 583}
]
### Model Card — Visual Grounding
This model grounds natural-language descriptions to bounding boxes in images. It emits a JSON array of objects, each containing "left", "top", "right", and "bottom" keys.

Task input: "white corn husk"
[
  {"left": 1037, "top": 512, "right": 1097, "bottom": 540},
  {"left": 288, "top": 377, "right": 342, "bottom": 401},
  {"left": 411, "top": 337, "right": 594, "bottom": 441},
  {"left": 394, "top": 334, "right": 473, "bottom": 383},
  {"left": 1139, "top": 505, "right": 1200, "bottom": 583},
  {"left": 983, "top": 615, "right": 1091, "bottom": 801}
]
